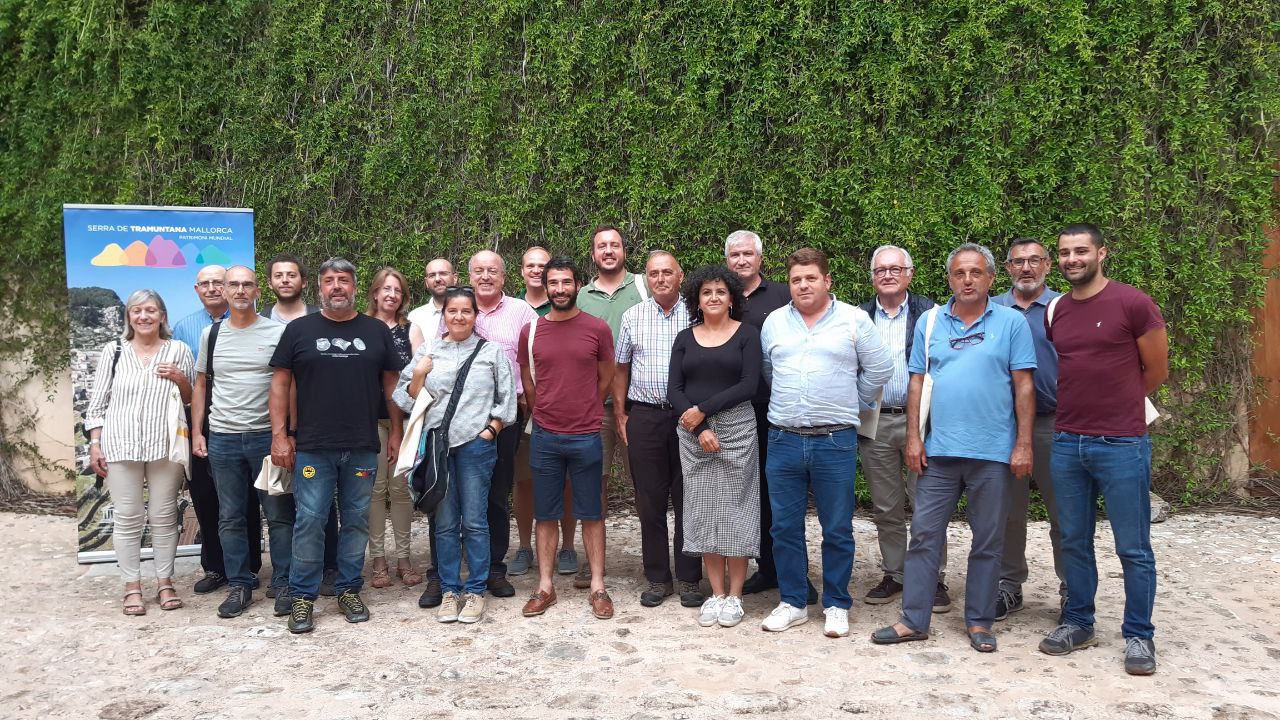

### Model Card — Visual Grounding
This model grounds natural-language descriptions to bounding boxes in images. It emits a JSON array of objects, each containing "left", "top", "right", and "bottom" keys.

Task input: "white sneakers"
[
  {"left": 437, "top": 591, "right": 459, "bottom": 623},
  {"left": 761, "top": 602, "right": 809, "bottom": 632},
  {"left": 823, "top": 606, "right": 849, "bottom": 637},
  {"left": 697, "top": 595, "right": 745, "bottom": 627},
  {"left": 458, "top": 593, "right": 485, "bottom": 624}
]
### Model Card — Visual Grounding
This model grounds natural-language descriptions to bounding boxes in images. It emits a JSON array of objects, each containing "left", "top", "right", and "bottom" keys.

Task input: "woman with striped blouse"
[{"left": 86, "top": 289, "right": 195, "bottom": 616}]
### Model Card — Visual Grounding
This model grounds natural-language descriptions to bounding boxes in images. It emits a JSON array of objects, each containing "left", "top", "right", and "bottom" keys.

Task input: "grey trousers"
[
  {"left": 859, "top": 412, "right": 946, "bottom": 583},
  {"left": 902, "top": 456, "right": 1010, "bottom": 633},
  {"left": 999, "top": 413, "right": 1065, "bottom": 595},
  {"left": 106, "top": 459, "right": 185, "bottom": 582}
]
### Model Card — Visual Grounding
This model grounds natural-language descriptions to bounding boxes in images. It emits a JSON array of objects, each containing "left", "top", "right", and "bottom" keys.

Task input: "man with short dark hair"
[
  {"left": 520, "top": 256, "right": 617, "bottom": 620},
  {"left": 260, "top": 254, "right": 318, "bottom": 323},
  {"left": 858, "top": 245, "right": 948, "bottom": 612},
  {"left": 1038, "top": 223, "right": 1168, "bottom": 676},
  {"left": 269, "top": 257, "right": 404, "bottom": 634},
  {"left": 192, "top": 266, "right": 292, "bottom": 618},
  {"left": 991, "top": 237, "right": 1064, "bottom": 620},
  {"left": 760, "top": 248, "right": 893, "bottom": 638}
]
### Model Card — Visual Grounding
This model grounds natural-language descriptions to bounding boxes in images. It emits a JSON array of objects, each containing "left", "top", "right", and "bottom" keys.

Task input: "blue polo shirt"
[
  {"left": 992, "top": 287, "right": 1060, "bottom": 414},
  {"left": 908, "top": 298, "right": 1037, "bottom": 464}
]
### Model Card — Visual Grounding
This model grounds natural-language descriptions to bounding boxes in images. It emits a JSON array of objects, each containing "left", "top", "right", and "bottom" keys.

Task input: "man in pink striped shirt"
[{"left": 469, "top": 250, "right": 538, "bottom": 599}]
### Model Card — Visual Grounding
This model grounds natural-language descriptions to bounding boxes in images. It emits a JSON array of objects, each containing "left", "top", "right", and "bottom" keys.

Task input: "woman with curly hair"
[{"left": 667, "top": 265, "right": 761, "bottom": 628}]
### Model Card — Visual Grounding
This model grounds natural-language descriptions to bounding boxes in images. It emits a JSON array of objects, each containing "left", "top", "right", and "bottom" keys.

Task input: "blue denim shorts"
[{"left": 529, "top": 425, "right": 603, "bottom": 521}]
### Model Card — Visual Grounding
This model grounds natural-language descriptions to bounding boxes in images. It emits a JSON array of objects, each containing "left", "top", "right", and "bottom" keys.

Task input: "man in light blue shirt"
[
  {"left": 872, "top": 243, "right": 1035, "bottom": 654},
  {"left": 759, "top": 248, "right": 893, "bottom": 638},
  {"left": 991, "top": 237, "right": 1064, "bottom": 620}
]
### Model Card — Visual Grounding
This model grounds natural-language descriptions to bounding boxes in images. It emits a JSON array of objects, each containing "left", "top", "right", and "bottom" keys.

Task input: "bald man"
[
  {"left": 468, "top": 250, "right": 539, "bottom": 598},
  {"left": 173, "top": 263, "right": 264, "bottom": 595},
  {"left": 408, "top": 257, "right": 457, "bottom": 354}
]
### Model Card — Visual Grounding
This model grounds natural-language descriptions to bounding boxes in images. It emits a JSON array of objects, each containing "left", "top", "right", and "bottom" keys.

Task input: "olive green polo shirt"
[{"left": 576, "top": 271, "right": 646, "bottom": 339}]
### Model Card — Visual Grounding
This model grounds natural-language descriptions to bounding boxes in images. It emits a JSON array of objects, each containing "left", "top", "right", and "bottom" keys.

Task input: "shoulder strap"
[
  {"left": 205, "top": 321, "right": 222, "bottom": 411},
  {"left": 110, "top": 342, "right": 122, "bottom": 376},
  {"left": 1046, "top": 295, "right": 1062, "bottom": 327},
  {"left": 923, "top": 307, "right": 939, "bottom": 370},
  {"left": 526, "top": 318, "right": 539, "bottom": 384},
  {"left": 439, "top": 339, "right": 487, "bottom": 442},
  {"left": 633, "top": 273, "right": 649, "bottom": 302}
]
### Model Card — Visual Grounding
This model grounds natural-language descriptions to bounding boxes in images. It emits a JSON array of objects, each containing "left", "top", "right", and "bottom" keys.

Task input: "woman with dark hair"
[
  {"left": 668, "top": 265, "right": 761, "bottom": 628},
  {"left": 85, "top": 289, "right": 195, "bottom": 615},
  {"left": 392, "top": 286, "right": 516, "bottom": 623},
  {"left": 364, "top": 267, "right": 417, "bottom": 589}
]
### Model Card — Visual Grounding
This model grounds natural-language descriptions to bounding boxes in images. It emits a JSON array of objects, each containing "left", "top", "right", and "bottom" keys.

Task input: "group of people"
[{"left": 85, "top": 222, "right": 1167, "bottom": 676}]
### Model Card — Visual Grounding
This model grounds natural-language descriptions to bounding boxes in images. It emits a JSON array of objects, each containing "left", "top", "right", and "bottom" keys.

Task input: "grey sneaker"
[
  {"left": 217, "top": 585, "right": 253, "bottom": 618},
  {"left": 508, "top": 547, "right": 534, "bottom": 576},
  {"left": 319, "top": 568, "right": 338, "bottom": 597},
  {"left": 1124, "top": 637, "right": 1157, "bottom": 675},
  {"left": 1038, "top": 623, "right": 1097, "bottom": 655},
  {"left": 697, "top": 595, "right": 725, "bottom": 627},
  {"left": 273, "top": 590, "right": 292, "bottom": 617},
  {"left": 556, "top": 548, "right": 579, "bottom": 575},
  {"left": 994, "top": 587, "right": 1023, "bottom": 621}
]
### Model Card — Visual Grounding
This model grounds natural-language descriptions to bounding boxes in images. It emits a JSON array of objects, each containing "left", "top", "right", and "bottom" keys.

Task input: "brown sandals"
[
  {"left": 123, "top": 588, "right": 146, "bottom": 616},
  {"left": 155, "top": 582, "right": 183, "bottom": 611}
]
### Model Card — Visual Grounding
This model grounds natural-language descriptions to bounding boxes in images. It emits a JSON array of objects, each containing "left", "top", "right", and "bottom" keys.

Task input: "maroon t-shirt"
[
  {"left": 1046, "top": 280, "right": 1165, "bottom": 436},
  {"left": 517, "top": 312, "right": 614, "bottom": 435}
]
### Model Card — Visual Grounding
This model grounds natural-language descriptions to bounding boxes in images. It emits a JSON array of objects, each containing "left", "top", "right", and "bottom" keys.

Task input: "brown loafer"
[
  {"left": 522, "top": 589, "right": 557, "bottom": 617},
  {"left": 590, "top": 589, "right": 614, "bottom": 620}
]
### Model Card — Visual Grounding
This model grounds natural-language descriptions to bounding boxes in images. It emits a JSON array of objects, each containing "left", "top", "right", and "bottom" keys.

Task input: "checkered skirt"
[{"left": 678, "top": 401, "right": 760, "bottom": 557}]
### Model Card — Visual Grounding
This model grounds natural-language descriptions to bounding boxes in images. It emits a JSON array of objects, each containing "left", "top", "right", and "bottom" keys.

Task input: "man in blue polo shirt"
[{"left": 872, "top": 243, "right": 1036, "bottom": 653}]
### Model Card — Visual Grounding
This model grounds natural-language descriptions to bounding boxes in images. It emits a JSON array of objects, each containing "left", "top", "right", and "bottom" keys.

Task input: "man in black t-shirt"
[{"left": 268, "top": 257, "right": 404, "bottom": 634}]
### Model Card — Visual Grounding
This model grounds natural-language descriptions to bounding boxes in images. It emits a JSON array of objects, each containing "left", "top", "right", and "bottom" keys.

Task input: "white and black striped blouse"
[{"left": 84, "top": 339, "right": 195, "bottom": 463}]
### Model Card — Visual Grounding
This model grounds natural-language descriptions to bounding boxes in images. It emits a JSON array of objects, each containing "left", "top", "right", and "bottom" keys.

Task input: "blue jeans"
[
  {"left": 207, "top": 431, "right": 295, "bottom": 590},
  {"left": 289, "top": 449, "right": 379, "bottom": 599},
  {"left": 436, "top": 436, "right": 498, "bottom": 595},
  {"left": 765, "top": 427, "right": 858, "bottom": 609},
  {"left": 1052, "top": 432, "right": 1156, "bottom": 639}
]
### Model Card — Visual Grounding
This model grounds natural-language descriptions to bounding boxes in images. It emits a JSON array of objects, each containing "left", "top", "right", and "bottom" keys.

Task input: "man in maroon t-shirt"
[
  {"left": 517, "top": 256, "right": 617, "bottom": 620},
  {"left": 1037, "top": 223, "right": 1169, "bottom": 676}
]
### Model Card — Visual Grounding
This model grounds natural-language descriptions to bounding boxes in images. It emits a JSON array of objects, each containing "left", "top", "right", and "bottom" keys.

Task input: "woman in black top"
[
  {"left": 364, "top": 267, "right": 417, "bottom": 588},
  {"left": 668, "top": 265, "right": 761, "bottom": 628}
]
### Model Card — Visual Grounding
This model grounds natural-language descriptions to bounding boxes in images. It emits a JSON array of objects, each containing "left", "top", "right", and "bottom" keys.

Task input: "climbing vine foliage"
[{"left": 1, "top": 0, "right": 1278, "bottom": 499}]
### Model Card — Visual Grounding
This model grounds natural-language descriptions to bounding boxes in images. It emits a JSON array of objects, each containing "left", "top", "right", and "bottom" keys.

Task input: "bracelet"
[{"left": 89, "top": 439, "right": 100, "bottom": 446}]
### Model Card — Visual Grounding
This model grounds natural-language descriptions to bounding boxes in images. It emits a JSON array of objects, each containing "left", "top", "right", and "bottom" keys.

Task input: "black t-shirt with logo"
[{"left": 269, "top": 312, "right": 399, "bottom": 453}]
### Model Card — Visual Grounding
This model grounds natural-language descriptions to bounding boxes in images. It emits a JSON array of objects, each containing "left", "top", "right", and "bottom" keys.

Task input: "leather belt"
[
  {"left": 771, "top": 423, "right": 855, "bottom": 436},
  {"left": 627, "top": 399, "right": 674, "bottom": 411},
  {"left": 880, "top": 406, "right": 907, "bottom": 415}
]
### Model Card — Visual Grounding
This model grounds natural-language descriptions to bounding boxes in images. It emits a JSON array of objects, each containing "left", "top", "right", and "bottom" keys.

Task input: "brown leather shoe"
[
  {"left": 589, "top": 589, "right": 614, "bottom": 620},
  {"left": 522, "top": 588, "right": 557, "bottom": 617}
]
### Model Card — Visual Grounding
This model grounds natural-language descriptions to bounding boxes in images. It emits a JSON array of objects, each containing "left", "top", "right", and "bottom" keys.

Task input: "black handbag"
[{"left": 409, "top": 339, "right": 486, "bottom": 513}]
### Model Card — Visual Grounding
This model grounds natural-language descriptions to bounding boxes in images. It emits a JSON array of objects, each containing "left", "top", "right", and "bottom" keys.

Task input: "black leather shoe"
[
  {"left": 193, "top": 572, "right": 227, "bottom": 594},
  {"left": 864, "top": 575, "right": 904, "bottom": 605},
  {"left": 273, "top": 591, "right": 292, "bottom": 617},
  {"left": 418, "top": 576, "right": 443, "bottom": 608},
  {"left": 217, "top": 586, "right": 253, "bottom": 618},
  {"left": 487, "top": 574, "right": 516, "bottom": 598},
  {"left": 932, "top": 582, "right": 953, "bottom": 613},
  {"left": 741, "top": 572, "right": 778, "bottom": 595}
]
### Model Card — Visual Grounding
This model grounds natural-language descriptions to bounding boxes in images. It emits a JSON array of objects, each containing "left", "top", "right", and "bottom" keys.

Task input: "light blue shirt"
[
  {"left": 872, "top": 295, "right": 911, "bottom": 407},
  {"left": 761, "top": 297, "right": 894, "bottom": 428},
  {"left": 908, "top": 298, "right": 1037, "bottom": 463},
  {"left": 992, "top": 287, "right": 1060, "bottom": 414},
  {"left": 172, "top": 306, "right": 229, "bottom": 361}
]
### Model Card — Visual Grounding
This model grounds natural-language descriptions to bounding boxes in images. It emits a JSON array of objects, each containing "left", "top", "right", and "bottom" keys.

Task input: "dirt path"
[{"left": 2, "top": 510, "right": 1279, "bottom": 719}]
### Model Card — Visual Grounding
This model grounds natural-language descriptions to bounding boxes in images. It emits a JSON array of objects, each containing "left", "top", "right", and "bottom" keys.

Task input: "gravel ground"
[{"left": 2, "top": 510, "right": 1279, "bottom": 720}]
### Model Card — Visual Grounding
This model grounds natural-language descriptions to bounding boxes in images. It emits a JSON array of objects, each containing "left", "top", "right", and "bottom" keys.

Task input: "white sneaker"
[
  {"left": 697, "top": 595, "right": 725, "bottom": 627},
  {"left": 823, "top": 606, "right": 849, "bottom": 637},
  {"left": 436, "top": 591, "right": 459, "bottom": 623},
  {"left": 717, "top": 595, "right": 745, "bottom": 627},
  {"left": 761, "top": 602, "right": 808, "bottom": 632},
  {"left": 458, "top": 593, "right": 485, "bottom": 624}
]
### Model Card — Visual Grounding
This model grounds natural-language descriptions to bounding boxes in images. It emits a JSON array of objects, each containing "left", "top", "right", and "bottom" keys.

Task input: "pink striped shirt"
[{"left": 475, "top": 294, "right": 538, "bottom": 394}]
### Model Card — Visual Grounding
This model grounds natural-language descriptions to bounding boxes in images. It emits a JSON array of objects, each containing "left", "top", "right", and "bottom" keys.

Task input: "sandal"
[
  {"left": 156, "top": 582, "right": 183, "bottom": 611},
  {"left": 968, "top": 629, "right": 997, "bottom": 653},
  {"left": 870, "top": 625, "right": 929, "bottom": 644},
  {"left": 397, "top": 564, "right": 423, "bottom": 588},
  {"left": 370, "top": 564, "right": 393, "bottom": 589},
  {"left": 123, "top": 588, "right": 146, "bottom": 616}
]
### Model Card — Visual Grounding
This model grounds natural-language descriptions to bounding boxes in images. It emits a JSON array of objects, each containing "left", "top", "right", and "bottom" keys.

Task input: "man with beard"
[
  {"left": 172, "top": 265, "right": 263, "bottom": 595},
  {"left": 269, "top": 258, "right": 404, "bottom": 634},
  {"left": 191, "top": 266, "right": 292, "bottom": 618},
  {"left": 1038, "top": 224, "right": 1168, "bottom": 676},
  {"left": 612, "top": 251, "right": 703, "bottom": 608},
  {"left": 408, "top": 258, "right": 457, "bottom": 354},
  {"left": 467, "top": 250, "right": 538, "bottom": 599},
  {"left": 991, "top": 237, "right": 1064, "bottom": 620},
  {"left": 259, "top": 254, "right": 318, "bottom": 323},
  {"left": 519, "top": 256, "right": 617, "bottom": 620}
]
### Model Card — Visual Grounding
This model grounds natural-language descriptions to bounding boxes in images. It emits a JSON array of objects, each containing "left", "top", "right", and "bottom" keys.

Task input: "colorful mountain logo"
[{"left": 91, "top": 235, "right": 229, "bottom": 268}]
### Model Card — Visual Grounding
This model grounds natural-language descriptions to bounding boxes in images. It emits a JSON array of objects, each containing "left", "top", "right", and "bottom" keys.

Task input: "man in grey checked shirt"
[{"left": 612, "top": 251, "right": 704, "bottom": 608}]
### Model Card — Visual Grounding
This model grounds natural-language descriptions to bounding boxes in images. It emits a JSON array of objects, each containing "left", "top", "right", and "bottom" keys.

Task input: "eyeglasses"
[
  {"left": 949, "top": 332, "right": 985, "bottom": 349},
  {"left": 225, "top": 281, "right": 257, "bottom": 290},
  {"left": 872, "top": 266, "right": 911, "bottom": 278},
  {"left": 445, "top": 285, "right": 475, "bottom": 293},
  {"left": 196, "top": 280, "right": 224, "bottom": 289},
  {"left": 1006, "top": 257, "right": 1047, "bottom": 269}
]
